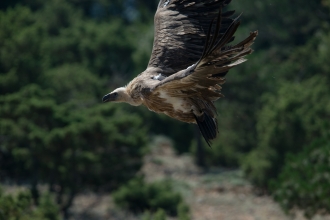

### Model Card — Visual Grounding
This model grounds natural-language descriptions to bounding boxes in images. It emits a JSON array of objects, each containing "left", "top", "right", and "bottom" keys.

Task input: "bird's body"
[
  {"left": 103, "top": 0, "right": 258, "bottom": 146},
  {"left": 125, "top": 67, "right": 199, "bottom": 123}
]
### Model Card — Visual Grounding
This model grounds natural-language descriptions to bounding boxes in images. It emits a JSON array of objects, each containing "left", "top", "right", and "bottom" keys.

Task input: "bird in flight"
[{"left": 103, "top": 0, "right": 257, "bottom": 146}]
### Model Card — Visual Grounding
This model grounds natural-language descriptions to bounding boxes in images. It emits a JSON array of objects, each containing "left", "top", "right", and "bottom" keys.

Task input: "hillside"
[{"left": 67, "top": 137, "right": 330, "bottom": 220}]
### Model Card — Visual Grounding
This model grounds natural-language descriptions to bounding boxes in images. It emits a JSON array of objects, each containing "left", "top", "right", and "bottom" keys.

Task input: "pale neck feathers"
[{"left": 113, "top": 87, "right": 142, "bottom": 106}]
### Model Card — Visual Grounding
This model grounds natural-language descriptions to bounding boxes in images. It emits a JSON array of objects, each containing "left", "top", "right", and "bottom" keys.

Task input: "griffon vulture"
[{"left": 103, "top": 0, "right": 258, "bottom": 146}]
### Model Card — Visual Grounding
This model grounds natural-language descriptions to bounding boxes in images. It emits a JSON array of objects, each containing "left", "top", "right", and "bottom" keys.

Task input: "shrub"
[
  {"left": 142, "top": 209, "right": 167, "bottom": 220},
  {"left": 112, "top": 178, "right": 187, "bottom": 216},
  {"left": 271, "top": 136, "right": 330, "bottom": 218},
  {"left": 0, "top": 186, "right": 60, "bottom": 220},
  {"left": 177, "top": 202, "right": 191, "bottom": 220}
]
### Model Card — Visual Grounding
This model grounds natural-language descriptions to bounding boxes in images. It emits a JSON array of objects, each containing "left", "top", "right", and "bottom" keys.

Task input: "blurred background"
[{"left": 0, "top": 0, "right": 330, "bottom": 219}]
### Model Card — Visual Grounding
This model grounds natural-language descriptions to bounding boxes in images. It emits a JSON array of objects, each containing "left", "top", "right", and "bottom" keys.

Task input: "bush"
[
  {"left": 271, "top": 136, "right": 330, "bottom": 218},
  {"left": 142, "top": 209, "right": 167, "bottom": 220},
  {"left": 112, "top": 178, "right": 188, "bottom": 216},
  {"left": 242, "top": 75, "right": 330, "bottom": 187},
  {"left": 0, "top": 186, "right": 60, "bottom": 220},
  {"left": 152, "top": 209, "right": 167, "bottom": 220},
  {"left": 177, "top": 202, "right": 191, "bottom": 220}
]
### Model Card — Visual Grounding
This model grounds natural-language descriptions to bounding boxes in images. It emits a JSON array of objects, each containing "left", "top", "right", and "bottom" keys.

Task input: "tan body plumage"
[{"left": 103, "top": 0, "right": 257, "bottom": 146}]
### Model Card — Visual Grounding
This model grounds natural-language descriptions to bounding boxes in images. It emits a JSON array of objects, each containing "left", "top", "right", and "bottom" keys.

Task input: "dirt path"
[{"left": 139, "top": 137, "right": 330, "bottom": 220}]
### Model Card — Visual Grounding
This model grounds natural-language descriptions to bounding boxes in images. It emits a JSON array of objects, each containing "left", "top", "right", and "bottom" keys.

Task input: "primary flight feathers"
[{"left": 103, "top": 0, "right": 258, "bottom": 146}]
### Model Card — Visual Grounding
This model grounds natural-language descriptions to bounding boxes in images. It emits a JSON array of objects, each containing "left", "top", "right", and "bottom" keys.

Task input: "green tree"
[
  {"left": 271, "top": 136, "right": 330, "bottom": 218},
  {"left": 241, "top": 17, "right": 330, "bottom": 186},
  {"left": 0, "top": 1, "right": 148, "bottom": 218},
  {"left": 243, "top": 75, "right": 330, "bottom": 186},
  {"left": 0, "top": 84, "right": 147, "bottom": 216}
]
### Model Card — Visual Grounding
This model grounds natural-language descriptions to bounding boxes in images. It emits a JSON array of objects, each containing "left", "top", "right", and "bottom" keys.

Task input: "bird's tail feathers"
[{"left": 194, "top": 111, "right": 218, "bottom": 147}]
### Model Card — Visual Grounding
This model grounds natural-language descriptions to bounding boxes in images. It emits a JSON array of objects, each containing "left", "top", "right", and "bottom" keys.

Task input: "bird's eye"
[{"left": 113, "top": 92, "right": 118, "bottom": 97}]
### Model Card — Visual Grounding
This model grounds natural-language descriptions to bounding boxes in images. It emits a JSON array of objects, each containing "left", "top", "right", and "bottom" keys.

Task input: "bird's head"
[
  {"left": 102, "top": 87, "right": 128, "bottom": 103},
  {"left": 102, "top": 87, "right": 141, "bottom": 106}
]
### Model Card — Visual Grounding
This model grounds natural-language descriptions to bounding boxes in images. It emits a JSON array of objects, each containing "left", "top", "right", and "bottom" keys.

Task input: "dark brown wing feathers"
[
  {"left": 148, "top": 0, "right": 235, "bottom": 75},
  {"left": 148, "top": 4, "right": 257, "bottom": 145}
]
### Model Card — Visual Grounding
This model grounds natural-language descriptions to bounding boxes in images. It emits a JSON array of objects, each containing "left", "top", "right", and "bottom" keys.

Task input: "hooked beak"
[{"left": 102, "top": 93, "right": 114, "bottom": 103}]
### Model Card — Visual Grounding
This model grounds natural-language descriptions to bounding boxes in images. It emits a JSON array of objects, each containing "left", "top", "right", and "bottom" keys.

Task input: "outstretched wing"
[
  {"left": 148, "top": 0, "right": 235, "bottom": 75},
  {"left": 152, "top": 11, "right": 257, "bottom": 95},
  {"left": 148, "top": 9, "right": 257, "bottom": 144}
]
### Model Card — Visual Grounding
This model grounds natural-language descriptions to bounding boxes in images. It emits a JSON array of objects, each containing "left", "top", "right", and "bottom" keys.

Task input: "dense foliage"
[
  {"left": 1, "top": 0, "right": 330, "bottom": 218},
  {"left": 0, "top": 186, "right": 60, "bottom": 220},
  {"left": 0, "top": 0, "right": 147, "bottom": 217},
  {"left": 272, "top": 137, "right": 330, "bottom": 218},
  {"left": 243, "top": 75, "right": 330, "bottom": 186},
  {"left": 113, "top": 178, "right": 188, "bottom": 216}
]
